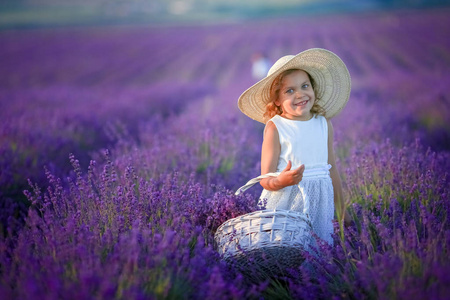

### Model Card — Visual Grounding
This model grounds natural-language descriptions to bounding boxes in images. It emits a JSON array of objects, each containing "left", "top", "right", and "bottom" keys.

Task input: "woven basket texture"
[{"left": 214, "top": 209, "right": 313, "bottom": 274}]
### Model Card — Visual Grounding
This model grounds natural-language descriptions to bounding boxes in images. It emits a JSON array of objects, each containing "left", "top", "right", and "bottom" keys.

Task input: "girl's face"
[{"left": 275, "top": 70, "right": 315, "bottom": 121}]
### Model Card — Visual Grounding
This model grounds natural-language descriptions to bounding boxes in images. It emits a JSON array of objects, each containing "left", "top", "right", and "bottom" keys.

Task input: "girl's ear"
[{"left": 274, "top": 99, "right": 281, "bottom": 106}]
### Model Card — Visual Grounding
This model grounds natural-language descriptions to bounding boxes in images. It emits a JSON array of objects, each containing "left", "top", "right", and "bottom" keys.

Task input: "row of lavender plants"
[{"left": 1, "top": 8, "right": 450, "bottom": 299}]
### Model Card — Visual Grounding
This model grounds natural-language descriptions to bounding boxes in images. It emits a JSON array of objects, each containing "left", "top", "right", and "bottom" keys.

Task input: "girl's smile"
[
  {"left": 275, "top": 70, "right": 315, "bottom": 121},
  {"left": 295, "top": 100, "right": 310, "bottom": 107}
]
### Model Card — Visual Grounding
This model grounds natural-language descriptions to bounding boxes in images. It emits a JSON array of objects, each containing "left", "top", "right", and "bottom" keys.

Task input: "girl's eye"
[
  {"left": 302, "top": 84, "right": 310, "bottom": 89},
  {"left": 286, "top": 88, "right": 294, "bottom": 94}
]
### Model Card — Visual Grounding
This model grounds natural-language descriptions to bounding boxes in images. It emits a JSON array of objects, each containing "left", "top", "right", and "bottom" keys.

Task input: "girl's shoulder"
[
  {"left": 315, "top": 114, "right": 329, "bottom": 126},
  {"left": 315, "top": 114, "right": 327, "bottom": 121},
  {"left": 266, "top": 114, "right": 282, "bottom": 128},
  {"left": 263, "top": 119, "right": 280, "bottom": 141},
  {"left": 268, "top": 114, "right": 281, "bottom": 122},
  {"left": 264, "top": 118, "right": 277, "bottom": 130}
]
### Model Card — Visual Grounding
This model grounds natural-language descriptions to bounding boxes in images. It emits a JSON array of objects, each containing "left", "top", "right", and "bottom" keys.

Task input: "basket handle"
[{"left": 235, "top": 172, "right": 280, "bottom": 195}]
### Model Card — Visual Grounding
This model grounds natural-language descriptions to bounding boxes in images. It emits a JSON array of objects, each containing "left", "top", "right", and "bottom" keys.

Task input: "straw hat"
[{"left": 238, "top": 48, "right": 351, "bottom": 123}]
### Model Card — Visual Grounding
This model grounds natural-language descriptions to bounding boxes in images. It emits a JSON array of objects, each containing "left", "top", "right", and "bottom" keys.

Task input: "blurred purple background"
[{"left": 1, "top": 1, "right": 450, "bottom": 298}]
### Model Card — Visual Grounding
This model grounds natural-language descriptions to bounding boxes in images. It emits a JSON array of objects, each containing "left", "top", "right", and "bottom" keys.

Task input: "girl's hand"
[{"left": 275, "top": 161, "right": 305, "bottom": 189}]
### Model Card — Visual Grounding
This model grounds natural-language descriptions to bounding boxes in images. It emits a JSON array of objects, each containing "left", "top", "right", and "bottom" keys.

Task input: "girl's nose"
[{"left": 295, "top": 91, "right": 304, "bottom": 98}]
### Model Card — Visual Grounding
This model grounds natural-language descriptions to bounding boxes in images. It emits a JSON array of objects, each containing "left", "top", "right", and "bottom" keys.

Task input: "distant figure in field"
[
  {"left": 237, "top": 48, "right": 352, "bottom": 245},
  {"left": 251, "top": 52, "right": 271, "bottom": 80}
]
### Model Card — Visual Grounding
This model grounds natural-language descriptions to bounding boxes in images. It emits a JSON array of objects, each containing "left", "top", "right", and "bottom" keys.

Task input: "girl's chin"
[{"left": 295, "top": 107, "right": 312, "bottom": 115}]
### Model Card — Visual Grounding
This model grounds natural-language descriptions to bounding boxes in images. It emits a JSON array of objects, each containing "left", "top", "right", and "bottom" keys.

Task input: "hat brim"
[{"left": 238, "top": 48, "right": 351, "bottom": 123}]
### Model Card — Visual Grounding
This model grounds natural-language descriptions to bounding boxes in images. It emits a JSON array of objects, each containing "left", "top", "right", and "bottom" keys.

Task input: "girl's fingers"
[
  {"left": 283, "top": 160, "right": 292, "bottom": 172},
  {"left": 293, "top": 164, "right": 305, "bottom": 174}
]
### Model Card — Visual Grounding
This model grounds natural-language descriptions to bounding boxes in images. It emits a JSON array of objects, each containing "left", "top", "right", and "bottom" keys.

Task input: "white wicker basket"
[{"left": 214, "top": 209, "right": 313, "bottom": 275}]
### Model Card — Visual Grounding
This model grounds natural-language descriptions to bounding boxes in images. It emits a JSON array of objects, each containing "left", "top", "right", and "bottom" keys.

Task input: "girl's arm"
[
  {"left": 327, "top": 119, "right": 351, "bottom": 226},
  {"left": 260, "top": 121, "right": 305, "bottom": 191}
]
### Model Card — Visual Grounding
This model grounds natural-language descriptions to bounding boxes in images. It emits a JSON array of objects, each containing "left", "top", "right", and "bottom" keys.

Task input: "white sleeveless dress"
[{"left": 259, "top": 115, "right": 335, "bottom": 244}]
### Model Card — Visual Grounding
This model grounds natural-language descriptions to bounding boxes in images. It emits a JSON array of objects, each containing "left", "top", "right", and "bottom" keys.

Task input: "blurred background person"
[{"left": 251, "top": 52, "right": 271, "bottom": 80}]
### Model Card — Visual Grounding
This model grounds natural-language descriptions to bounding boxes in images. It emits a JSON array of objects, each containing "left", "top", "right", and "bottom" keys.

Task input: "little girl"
[{"left": 236, "top": 48, "right": 351, "bottom": 244}]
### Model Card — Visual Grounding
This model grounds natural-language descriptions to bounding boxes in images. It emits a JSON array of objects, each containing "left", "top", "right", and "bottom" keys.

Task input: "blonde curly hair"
[{"left": 263, "top": 69, "right": 325, "bottom": 123}]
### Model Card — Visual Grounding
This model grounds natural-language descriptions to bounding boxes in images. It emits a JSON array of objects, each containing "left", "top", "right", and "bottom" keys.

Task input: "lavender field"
[{"left": 1, "top": 8, "right": 450, "bottom": 299}]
